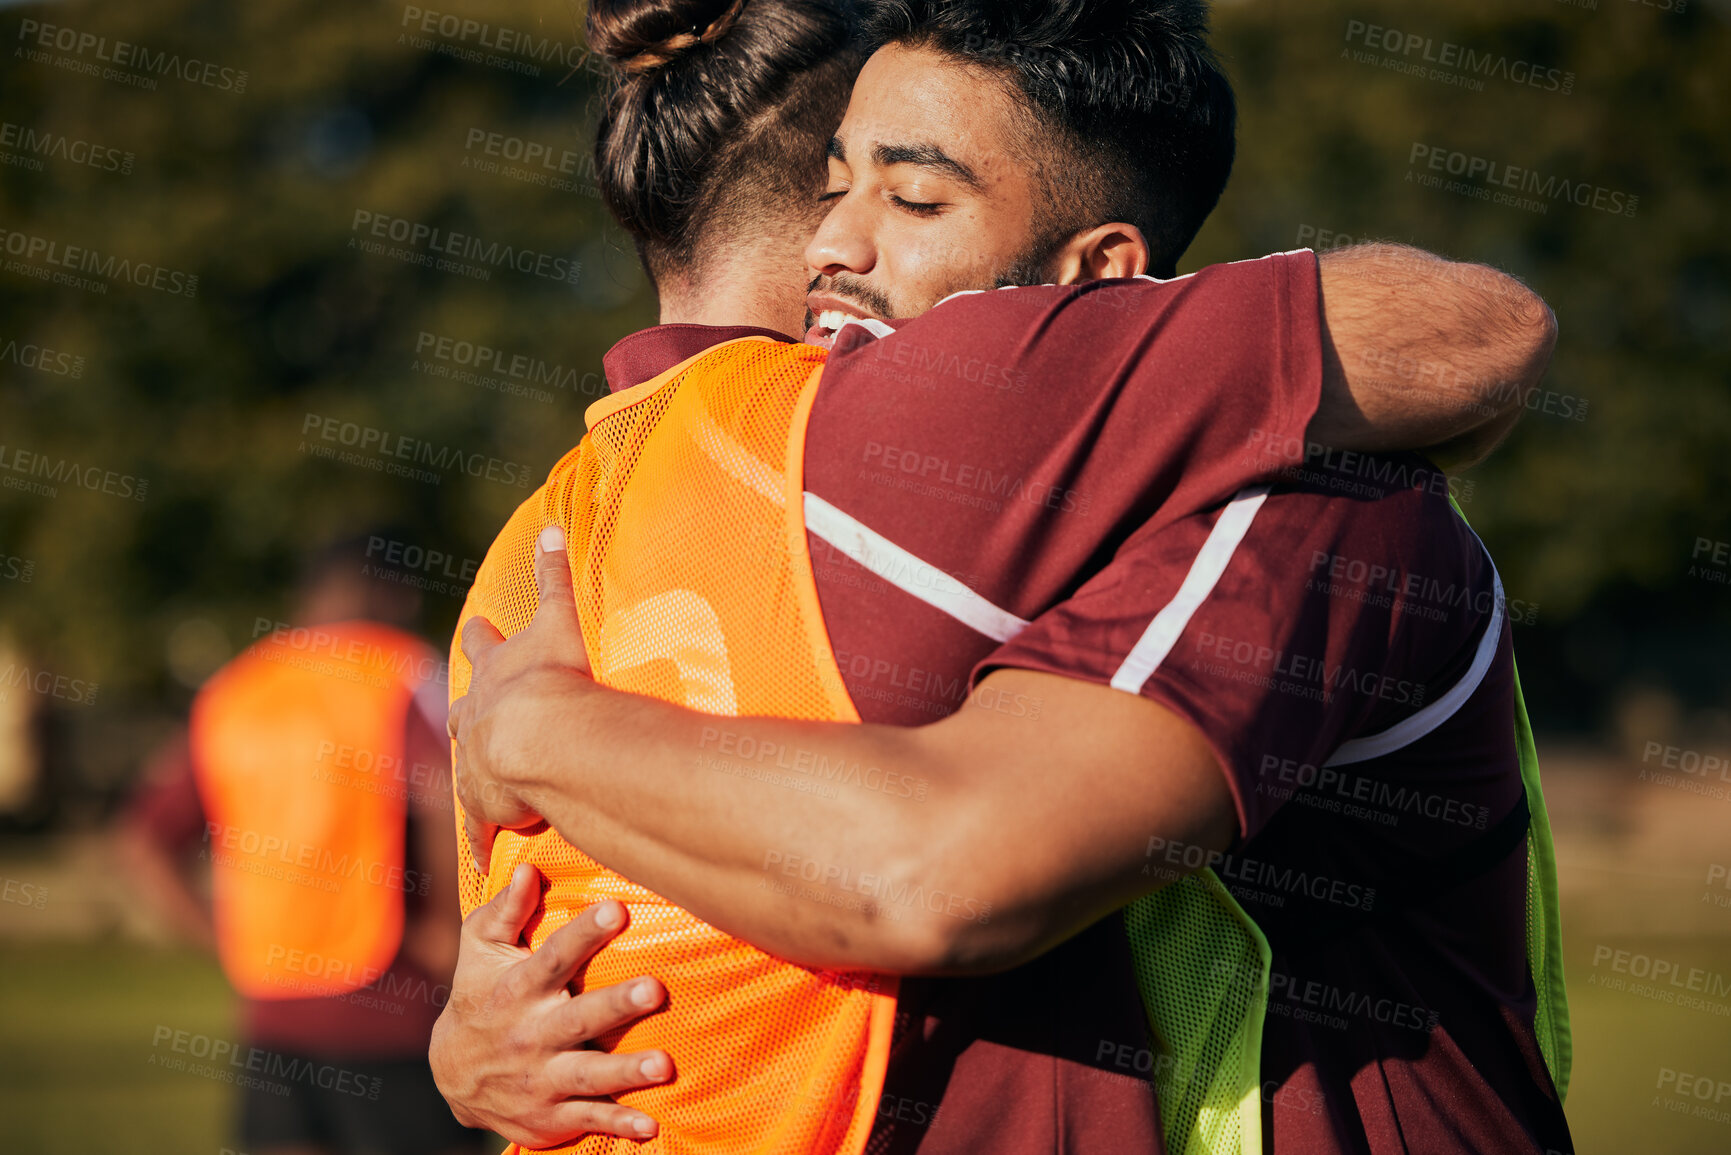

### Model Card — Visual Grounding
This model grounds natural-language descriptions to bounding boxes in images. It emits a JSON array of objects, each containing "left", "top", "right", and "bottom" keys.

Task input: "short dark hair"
[
  {"left": 588, "top": 0, "right": 863, "bottom": 283},
  {"left": 860, "top": 0, "right": 1236, "bottom": 278}
]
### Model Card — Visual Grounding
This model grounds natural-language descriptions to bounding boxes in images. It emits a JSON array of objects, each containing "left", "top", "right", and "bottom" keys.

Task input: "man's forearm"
[
  {"left": 1312, "top": 243, "right": 1558, "bottom": 467},
  {"left": 488, "top": 668, "right": 952, "bottom": 973},
  {"left": 474, "top": 661, "right": 1234, "bottom": 977}
]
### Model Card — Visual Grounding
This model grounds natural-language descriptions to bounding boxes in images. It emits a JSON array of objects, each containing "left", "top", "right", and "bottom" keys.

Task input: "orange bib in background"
[
  {"left": 192, "top": 620, "right": 433, "bottom": 1000},
  {"left": 452, "top": 337, "right": 896, "bottom": 1155}
]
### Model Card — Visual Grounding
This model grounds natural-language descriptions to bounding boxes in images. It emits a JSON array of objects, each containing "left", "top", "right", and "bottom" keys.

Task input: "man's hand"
[
  {"left": 450, "top": 525, "right": 594, "bottom": 871},
  {"left": 430, "top": 863, "right": 673, "bottom": 1145}
]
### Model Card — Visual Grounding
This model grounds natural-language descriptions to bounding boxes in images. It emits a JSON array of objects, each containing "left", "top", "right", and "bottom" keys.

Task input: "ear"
[{"left": 1047, "top": 223, "right": 1150, "bottom": 284}]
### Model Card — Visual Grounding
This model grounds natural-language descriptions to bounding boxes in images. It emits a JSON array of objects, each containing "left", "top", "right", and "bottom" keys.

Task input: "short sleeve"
[
  {"left": 804, "top": 251, "right": 1329, "bottom": 629},
  {"left": 976, "top": 477, "right": 1496, "bottom": 840}
]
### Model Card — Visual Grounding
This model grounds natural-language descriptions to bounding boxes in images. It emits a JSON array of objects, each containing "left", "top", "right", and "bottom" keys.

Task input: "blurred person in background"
[{"left": 118, "top": 536, "right": 487, "bottom": 1155}]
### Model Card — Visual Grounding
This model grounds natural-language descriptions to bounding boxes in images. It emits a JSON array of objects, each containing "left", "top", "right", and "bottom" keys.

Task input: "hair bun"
[{"left": 587, "top": 0, "right": 749, "bottom": 76}]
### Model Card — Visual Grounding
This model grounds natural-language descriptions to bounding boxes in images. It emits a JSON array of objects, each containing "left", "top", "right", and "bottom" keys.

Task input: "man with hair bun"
[{"left": 434, "top": 1, "right": 1571, "bottom": 1153}]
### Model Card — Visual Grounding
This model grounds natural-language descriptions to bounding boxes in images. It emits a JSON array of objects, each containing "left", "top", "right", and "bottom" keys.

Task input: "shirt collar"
[{"left": 601, "top": 324, "right": 796, "bottom": 393}]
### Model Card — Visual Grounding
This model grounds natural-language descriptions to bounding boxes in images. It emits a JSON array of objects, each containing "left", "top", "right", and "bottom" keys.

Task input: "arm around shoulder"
[{"left": 1310, "top": 243, "right": 1558, "bottom": 469}]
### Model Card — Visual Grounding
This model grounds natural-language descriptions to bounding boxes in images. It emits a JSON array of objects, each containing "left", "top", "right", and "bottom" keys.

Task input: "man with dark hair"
[
  {"left": 434, "top": 1, "right": 1572, "bottom": 1153},
  {"left": 859, "top": 0, "right": 1238, "bottom": 280}
]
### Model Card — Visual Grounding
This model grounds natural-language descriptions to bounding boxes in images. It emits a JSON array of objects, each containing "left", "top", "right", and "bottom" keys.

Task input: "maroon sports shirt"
[{"left": 600, "top": 250, "right": 1570, "bottom": 1153}]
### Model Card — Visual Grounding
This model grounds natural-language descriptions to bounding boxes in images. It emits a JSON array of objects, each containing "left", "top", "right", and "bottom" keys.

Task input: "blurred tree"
[{"left": 0, "top": 0, "right": 1726, "bottom": 814}]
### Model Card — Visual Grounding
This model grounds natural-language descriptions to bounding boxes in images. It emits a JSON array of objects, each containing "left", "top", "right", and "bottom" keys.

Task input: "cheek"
[{"left": 893, "top": 219, "right": 1009, "bottom": 313}]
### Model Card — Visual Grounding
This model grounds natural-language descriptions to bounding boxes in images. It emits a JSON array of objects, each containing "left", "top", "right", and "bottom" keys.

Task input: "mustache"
[{"left": 806, "top": 274, "right": 897, "bottom": 322}]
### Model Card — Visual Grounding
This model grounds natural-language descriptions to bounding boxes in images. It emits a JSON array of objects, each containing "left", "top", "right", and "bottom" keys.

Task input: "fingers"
[
  {"left": 544, "top": 971, "right": 667, "bottom": 1051},
  {"left": 544, "top": 1046, "right": 673, "bottom": 1099},
  {"left": 465, "top": 810, "right": 499, "bottom": 875},
  {"left": 534, "top": 525, "right": 575, "bottom": 611},
  {"left": 546, "top": 1099, "right": 660, "bottom": 1142},
  {"left": 527, "top": 900, "right": 631, "bottom": 992},
  {"left": 466, "top": 863, "right": 539, "bottom": 948},
  {"left": 534, "top": 525, "right": 591, "bottom": 673},
  {"left": 460, "top": 614, "right": 506, "bottom": 665},
  {"left": 446, "top": 693, "right": 467, "bottom": 741}
]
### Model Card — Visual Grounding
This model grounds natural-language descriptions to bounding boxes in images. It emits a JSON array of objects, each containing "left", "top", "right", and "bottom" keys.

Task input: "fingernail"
[
  {"left": 632, "top": 1115, "right": 656, "bottom": 1136},
  {"left": 631, "top": 980, "right": 659, "bottom": 1008},
  {"left": 594, "top": 900, "right": 624, "bottom": 931},
  {"left": 511, "top": 864, "right": 531, "bottom": 894},
  {"left": 640, "top": 1053, "right": 670, "bottom": 1081},
  {"left": 539, "top": 526, "right": 566, "bottom": 554}
]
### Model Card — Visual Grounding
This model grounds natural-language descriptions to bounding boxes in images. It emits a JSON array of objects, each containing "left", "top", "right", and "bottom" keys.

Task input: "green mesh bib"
[{"left": 1122, "top": 503, "right": 1570, "bottom": 1154}]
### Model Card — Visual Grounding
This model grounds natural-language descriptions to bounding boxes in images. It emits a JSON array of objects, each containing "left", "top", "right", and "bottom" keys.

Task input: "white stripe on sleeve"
[
  {"left": 1109, "top": 486, "right": 1271, "bottom": 694},
  {"left": 802, "top": 492, "right": 1031, "bottom": 644}
]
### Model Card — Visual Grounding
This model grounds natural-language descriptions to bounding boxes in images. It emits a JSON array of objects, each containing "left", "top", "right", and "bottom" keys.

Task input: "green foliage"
[{"left": 0, "top": 0, "right": 1726, "bottom": 723}]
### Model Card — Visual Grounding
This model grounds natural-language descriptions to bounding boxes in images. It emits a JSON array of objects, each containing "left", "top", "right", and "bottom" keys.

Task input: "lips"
[
  {"left": 804, "top": 292, "right": 883, "bottom": 351},
  {"left": 806, "top": 309, "right": 862, "bottom": 350}
]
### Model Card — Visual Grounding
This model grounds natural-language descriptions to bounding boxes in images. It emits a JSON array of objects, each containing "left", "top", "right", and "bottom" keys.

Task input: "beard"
[{"left": 805, "top": 231, "right": 1066, "bottom": 330}]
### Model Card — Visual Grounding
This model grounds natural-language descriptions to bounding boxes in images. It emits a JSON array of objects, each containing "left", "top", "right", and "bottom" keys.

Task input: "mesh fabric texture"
[
  {"left": 1123, "top": 872, "right": 1268, "bottom": 1155},
  {"left": 451, "top": 338, "right": 895, "bottom": 1155},
  {"left": 1122, "top": 502, "right": 1572, "bottom": 1154}
]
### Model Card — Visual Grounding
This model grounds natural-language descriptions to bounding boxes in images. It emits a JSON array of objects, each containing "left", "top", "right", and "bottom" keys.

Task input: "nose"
[{"left": 805, "top": 189, "right": 877, "bottom": 279}]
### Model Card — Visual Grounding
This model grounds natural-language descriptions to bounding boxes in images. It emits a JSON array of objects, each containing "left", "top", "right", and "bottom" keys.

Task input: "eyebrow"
[{"left": 826, "top": 136, "right": 985, "bottom": 192}]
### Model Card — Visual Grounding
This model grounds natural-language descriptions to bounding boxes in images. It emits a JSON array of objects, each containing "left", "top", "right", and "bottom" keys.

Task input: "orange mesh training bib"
[
  {"left": 452, "top": 337, "right": 896, "bottom": 1155},
  {"left": 192, "top": 620, "right": 434, "bottom": 1000}
]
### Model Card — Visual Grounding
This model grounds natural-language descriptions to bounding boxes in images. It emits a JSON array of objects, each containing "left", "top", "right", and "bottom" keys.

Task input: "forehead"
[{"left": 837, "top": 42, "right": 1030, "bottom": 178}]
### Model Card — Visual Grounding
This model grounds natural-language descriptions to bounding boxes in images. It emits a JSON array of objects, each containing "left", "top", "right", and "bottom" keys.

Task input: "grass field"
[{"left": 2, "top": 933, "right": 1728, "bottom": 1153}]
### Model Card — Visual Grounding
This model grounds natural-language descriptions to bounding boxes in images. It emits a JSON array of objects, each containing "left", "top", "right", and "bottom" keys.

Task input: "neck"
[{"left": 655, "top": 234, "right": 810, "bottom": 340}]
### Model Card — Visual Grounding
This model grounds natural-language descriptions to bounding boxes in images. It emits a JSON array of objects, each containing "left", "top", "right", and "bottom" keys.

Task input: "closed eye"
[{"left": 890, "top": 195, "right": 943, "bottom": 217}]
